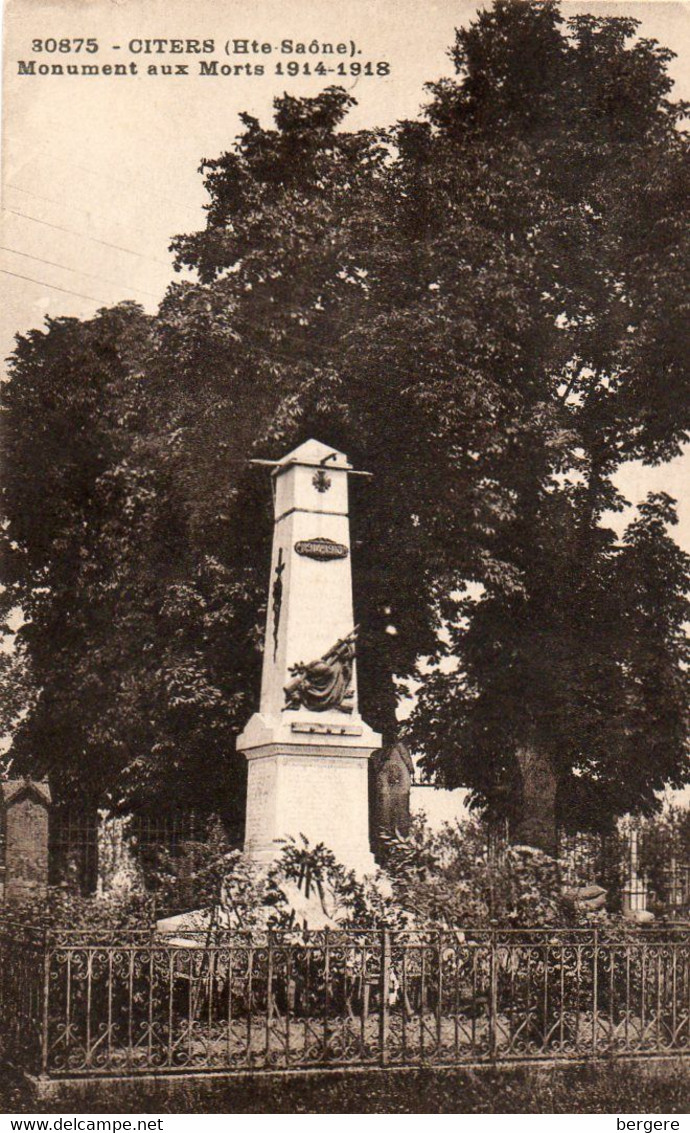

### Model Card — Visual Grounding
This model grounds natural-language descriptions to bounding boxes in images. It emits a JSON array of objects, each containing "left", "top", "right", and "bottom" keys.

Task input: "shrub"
[
  {"left": 3, "top": 888, "right": 156, "bottom": 935},
  {"left": 383, "top": 815, "right": 577, "bottom": 928}
]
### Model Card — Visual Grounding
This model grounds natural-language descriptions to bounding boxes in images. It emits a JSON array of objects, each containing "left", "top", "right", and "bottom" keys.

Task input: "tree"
[
  {"left": 2, "top": 1, "right": 688, "bottom": 847},
  {"left": 1, "top": 304, "right": 253, "bottom": 822},
  {"left": 404, "top": 1, "right": 690, "bottom": 840}
]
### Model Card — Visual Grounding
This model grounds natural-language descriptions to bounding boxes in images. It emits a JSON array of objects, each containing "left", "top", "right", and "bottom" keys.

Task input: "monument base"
[{"left": 243, "top": 742, "right": 378, "bottom": 877}]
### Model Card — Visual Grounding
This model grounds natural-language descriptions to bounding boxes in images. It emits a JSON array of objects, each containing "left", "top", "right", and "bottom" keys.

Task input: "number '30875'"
[{"left": 32, "top": 39, "right": 99, "bottom": 53}]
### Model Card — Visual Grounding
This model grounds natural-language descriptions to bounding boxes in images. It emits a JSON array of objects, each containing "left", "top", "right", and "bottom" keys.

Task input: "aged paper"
[{"left": 2, "top": 0, "right": 690, "bottom": 1117}]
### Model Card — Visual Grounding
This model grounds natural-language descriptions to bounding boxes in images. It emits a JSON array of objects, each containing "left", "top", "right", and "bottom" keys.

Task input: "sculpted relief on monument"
[{"left": 284, "top": 629, "right": 358, "bottom": 714}]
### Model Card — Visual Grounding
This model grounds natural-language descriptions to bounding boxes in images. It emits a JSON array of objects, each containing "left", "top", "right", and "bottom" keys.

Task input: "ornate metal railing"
[{"left": 1, "top": 925, "right": 689, "bottom": 1079}]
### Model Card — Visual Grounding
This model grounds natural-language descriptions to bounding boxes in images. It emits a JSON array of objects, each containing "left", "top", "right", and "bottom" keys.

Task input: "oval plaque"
[{"left": 295, "top": 537, "right": 349, "bottom": 561}]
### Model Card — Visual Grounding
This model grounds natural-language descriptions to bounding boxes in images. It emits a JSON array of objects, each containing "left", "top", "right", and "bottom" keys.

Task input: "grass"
[{"left": 1, "top": 1061, "right": 689, "bottom": 1113}]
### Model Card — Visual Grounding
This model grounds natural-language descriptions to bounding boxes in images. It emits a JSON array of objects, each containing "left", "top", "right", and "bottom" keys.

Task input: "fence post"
[
  {"left": 489, "top": 922, "right": 498, "bottom": 1061},
  {"left": 380, "top": 928, "right": 390, "bottom": 1067},
  {"left": 265, "top": 932, "right": 274, "bottom": 1059},
  {"left": 40, "top": 930, "right": 51, "bottom": 1078},
  {"left": 323, "top": 928, "right": 330, "bottom": 1055},
  {"left": 592, "top": 926, "right": 599, "bottom": 1056}
]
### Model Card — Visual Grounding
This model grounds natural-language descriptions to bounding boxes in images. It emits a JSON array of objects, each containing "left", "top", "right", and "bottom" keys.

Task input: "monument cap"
[{"left": 272, "top": 438, "right": 352, "bottom": 477}]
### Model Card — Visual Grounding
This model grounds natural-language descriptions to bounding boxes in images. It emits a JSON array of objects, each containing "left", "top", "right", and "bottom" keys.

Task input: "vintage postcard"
[{"left": 1, "top": 0, "right": 689, "bottom": 1118}]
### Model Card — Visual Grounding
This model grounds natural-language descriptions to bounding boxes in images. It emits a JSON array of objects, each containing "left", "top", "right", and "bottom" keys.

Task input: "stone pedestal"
[
  {"left": 621, "top": 828, "right": 654, "bottom": 922},
  {"left": 238, "top": 439, "right": 381, "bottom": 875},
  {"left": 244, "top": 746, "right": 375, "bottom": 873}
]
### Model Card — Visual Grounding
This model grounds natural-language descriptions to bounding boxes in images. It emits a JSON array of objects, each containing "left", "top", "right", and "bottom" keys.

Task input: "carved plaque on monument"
[{"left": 295, "top": 537, "right": 349, "bottom": 561}]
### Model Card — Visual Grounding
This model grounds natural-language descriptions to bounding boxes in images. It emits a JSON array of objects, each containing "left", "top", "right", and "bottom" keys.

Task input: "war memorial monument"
[{"left": 237, "top": 438, "right": 381, "bottom": 873}]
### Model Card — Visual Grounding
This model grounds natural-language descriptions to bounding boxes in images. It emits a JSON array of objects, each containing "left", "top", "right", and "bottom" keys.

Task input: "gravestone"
[
  {"left": 371, "top": 741, "right": 414, "bottom": 855},
  {"left": 237, "top": 439, "right": 381, "bottom": 873},
  {"left": 0, "top": 779, "right": 51, "bottom": 901}
]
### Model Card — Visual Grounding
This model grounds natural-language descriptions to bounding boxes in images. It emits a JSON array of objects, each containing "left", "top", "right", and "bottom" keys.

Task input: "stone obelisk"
[{"left": 237, "top": 439, "right": 381, "bottom": 873}]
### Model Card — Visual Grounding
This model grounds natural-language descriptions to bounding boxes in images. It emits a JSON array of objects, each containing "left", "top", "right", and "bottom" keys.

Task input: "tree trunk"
[{"left": 514, "top": 744, "right": 558, "bottom": 857}]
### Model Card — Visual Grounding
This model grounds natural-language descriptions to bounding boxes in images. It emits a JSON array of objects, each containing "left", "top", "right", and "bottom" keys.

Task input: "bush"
[
  {"left": 383, "top": 815, "right": 577, "bottom": 928},
  {"left": 147, "top": 831, "right": 410, "bottom": 931},
  {"left": 3, "top": 888, "right": 156, "bottom": 935},
  {"left": 143, "top": 816, "right": 582, "bottom": 933},
  {"left": 3, "top": 814, "right": 663, "bottom": 939}
]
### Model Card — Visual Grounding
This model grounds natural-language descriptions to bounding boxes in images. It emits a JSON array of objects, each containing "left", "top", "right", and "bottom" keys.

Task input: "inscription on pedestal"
[
  {"left": 291, "top": 722, "right": 363, "bottom": 736},
  {"left": 245, "top": 760, "right": 277, "bottom": 849}
]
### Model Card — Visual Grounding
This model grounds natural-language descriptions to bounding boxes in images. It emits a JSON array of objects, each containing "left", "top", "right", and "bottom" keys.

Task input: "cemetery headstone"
[
  {"left": 0, "top": 779, "right": 51, "bottom": 901},
  {"left": 371, "top": 741, "right": 414, "bottom": 855}
]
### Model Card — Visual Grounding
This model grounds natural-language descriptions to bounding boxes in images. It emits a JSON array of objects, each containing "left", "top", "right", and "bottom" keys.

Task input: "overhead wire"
[
  {"left": 3, "top": 207, "right": 171, "bottom": 266},
  {"left": 5, "top": 183, "right": 179, "bottom": 252},
  {"left": 1, "top": 266, "right": 111, "bottom": 305},
  {"left": 3, "top": 263, "right": 360, "bottom": 368},
  {"left": 34, "top": 150, "right": 204, "bottom": 218},
  {"left": 3, "top": 192, "right": 349, "bottom": 367},
  {"left": 0, "top": 246, "right": 161, "bottom": 300}
]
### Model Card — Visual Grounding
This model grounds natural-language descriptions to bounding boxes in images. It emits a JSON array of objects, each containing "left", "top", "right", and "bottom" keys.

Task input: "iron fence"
[
  {"left": 49, "top": 809, "right": 99, "bottom": 896},
  {"left": 1, "top": 925, "right": 689, "bottom": 1080}
]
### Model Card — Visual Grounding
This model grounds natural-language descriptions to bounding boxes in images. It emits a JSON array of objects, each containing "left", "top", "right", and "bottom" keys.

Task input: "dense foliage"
[
  {"left": 1, "top": 305, "right": 253, "bottom": 820},
  {"left": 2, "top": 1, "right": 688, "bottom": 839}
]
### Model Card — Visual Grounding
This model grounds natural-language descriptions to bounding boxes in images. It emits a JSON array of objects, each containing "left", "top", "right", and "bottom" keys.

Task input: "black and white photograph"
[{"left": 1, "top": 0, "right": 689, "bottom": 1117}]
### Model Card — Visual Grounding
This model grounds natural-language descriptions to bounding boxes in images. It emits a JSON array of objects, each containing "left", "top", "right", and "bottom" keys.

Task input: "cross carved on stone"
[{"left": 272, "top": 548, "right": 286, "bottom": 661}]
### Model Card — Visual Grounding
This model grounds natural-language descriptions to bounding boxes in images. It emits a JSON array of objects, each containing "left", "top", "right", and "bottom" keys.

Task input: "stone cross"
[{"left": 237, "top": 439, "right": 381, "bottom": 873}]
